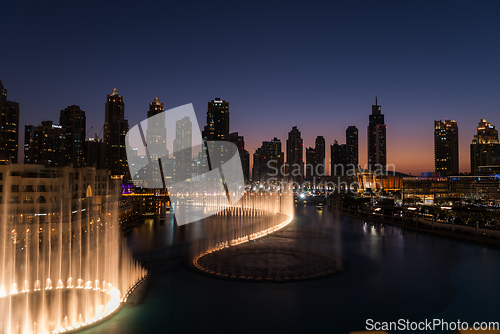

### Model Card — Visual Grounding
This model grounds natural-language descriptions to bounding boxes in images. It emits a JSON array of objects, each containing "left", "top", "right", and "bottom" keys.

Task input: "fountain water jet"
[
  {"left": 192, "top": 187, "right": 295, "bottom": 272},
  {"left": 0, "top": 164, "right": 147, "bottom": 334}
]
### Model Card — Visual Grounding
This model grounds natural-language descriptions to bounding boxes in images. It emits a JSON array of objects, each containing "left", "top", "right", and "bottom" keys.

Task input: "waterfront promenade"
[{"left": 327, "top": 200, "right": 500, "bottom": 246}]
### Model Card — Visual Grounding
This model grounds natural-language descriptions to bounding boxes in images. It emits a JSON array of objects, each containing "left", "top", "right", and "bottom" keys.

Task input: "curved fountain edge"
[
  {"left": 61, "top": 274, "right": 150, "bottom": 334},
  {"left": 192, "top": 212, "right": 294, "bottom": 274}
]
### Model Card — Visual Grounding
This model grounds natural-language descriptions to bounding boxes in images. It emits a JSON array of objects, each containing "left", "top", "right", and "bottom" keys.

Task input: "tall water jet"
[{"left": 0, "top": 164, "right": 146, "bottom": 334}]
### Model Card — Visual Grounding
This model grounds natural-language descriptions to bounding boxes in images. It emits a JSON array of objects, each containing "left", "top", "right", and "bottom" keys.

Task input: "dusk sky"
[{"left": 1, "top": 0, "right": 499, "bottom": 175}]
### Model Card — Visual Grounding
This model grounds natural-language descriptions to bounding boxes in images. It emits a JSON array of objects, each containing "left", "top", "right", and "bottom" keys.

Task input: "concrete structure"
[
  {"left": 434, "top": 119, "right": 459, "bottom": 176},
  {"left": 286, "top": 126, "right": 304, "bottom": 183},
  {"left": 103, "top": 88, "right": 129, "bottom": 178},
  {"left": 470, "top": 119, "right": 500, "bottom": 175},
  {"left": 0, "top": 80, "right": 19, "bottom": 164},
  {"left": 367, "top": 97, "right": 386, "bottom": 170}
]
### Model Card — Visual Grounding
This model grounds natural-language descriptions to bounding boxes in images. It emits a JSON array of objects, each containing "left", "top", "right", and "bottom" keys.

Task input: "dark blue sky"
[{"left": 1, "top": 0, "right": 499, "bottom": 174}]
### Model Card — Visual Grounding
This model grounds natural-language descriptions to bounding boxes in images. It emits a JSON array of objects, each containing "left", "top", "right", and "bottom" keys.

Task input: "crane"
[{"left": 85, "top": 126, "right": 93, "bottom": 138}]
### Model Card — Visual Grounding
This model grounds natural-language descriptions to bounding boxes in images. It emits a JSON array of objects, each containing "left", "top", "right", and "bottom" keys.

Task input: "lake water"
[{"left": 78, "top": 205, "right": 500, "bottom": 334}]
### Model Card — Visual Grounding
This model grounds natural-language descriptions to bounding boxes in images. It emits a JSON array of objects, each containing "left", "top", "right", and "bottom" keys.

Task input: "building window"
[
  {"left": 37, "top": 184, "right": 46, "bottom": 192},
  {"left": 25, "top": 184, "right": 34, "bottom": 192},
  {"left": 36, "top": 196, "right": 46, "bottom": 203},
  {"left": 10, "top": 196, "right": 19, "bottom": 203},
  {"left": 24, "top": 196, "right": 33, "bottom": 203},
  {"left": 11, "top": 185, "right": 19, "bottom": 192}
]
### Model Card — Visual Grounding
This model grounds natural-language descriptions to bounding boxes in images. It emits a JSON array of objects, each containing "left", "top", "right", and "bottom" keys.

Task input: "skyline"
[
  {"left": 1, "top": 1, "right": 499, "bottom": 175},
  {"left": 9, "top": 85, "right": 500, "bottom": 176}
]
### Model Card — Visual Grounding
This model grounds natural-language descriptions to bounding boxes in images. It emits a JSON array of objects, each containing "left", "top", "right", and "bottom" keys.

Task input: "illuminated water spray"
[{"left": 0, "top": 165, "right": 146, "bottom": 334}]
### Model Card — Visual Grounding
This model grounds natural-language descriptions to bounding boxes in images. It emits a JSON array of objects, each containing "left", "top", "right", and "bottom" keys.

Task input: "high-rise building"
[
  {"left": 286, "top": 126, "right": 304, "bottom": 183},
  {"left": 330, "top": 140, "right": 347, "bottom": 176},
  {"left": 331, "top": 126, "right": 358, "bottom": 176},
  {"left": 470, "top": 119, "right": 500, "bottom": 175},
  {"left": 346, "top": 126, "right": 359, "bottom": 166},
  {"left": 60, "top": 105, "right": 86, "bottom": 167},
  {"left": 206, "top": 98, "right": 229, "bottom": 141},
  {"left": 252, "top": 148, "right": 262, "bottom": 182},
  {"left": 229, "top": 132, "right": 250, "bottom": 182},
  {"left": 434, "top": 119, "right": 459, "bottom": 176},
  {"left": 146, "top": 97, "right": 167, "bottom": 183},
  {"left": 103, "top": 88, "right": 129, "bottom": 178},
  {"left": 305, "top": 147, "right": 315, "bottom": 180},
  {"left": 24, "top": 125, "right": 35, "bottom": 164},
  {"left": 29, "top": 121, "right": 67, "bottom": 166},
  {"left": 86, "top": 136, "right": 104, "bottom": 169},
  {"left": 314, "top": 136, "right": 325, "bottom": 177},
  {"left": 253, "top": 138, "right": 284, "bottom": 182},
  {"left": 0, "top": 80, "right": 20, "bottom": 164},
  {"left": 305, "top": 136, "right": 326, "bottom": 181},
  {"left": 367, "top": 97, "right": 386, "bottom": 170},
  {"left": 173, "top": 116, "right": 192, "bottom": 182}
]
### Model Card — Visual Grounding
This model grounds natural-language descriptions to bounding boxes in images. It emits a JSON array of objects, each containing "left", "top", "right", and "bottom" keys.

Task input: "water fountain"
[
  {"left": 0, "top": 164, "right": 146, "bottom": 334},
  {"left": 191, "top": 187, "right": 296, "bottom": 276}
]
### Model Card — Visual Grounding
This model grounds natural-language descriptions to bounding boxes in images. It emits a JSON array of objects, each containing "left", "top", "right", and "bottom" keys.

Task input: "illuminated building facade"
[
  {"left": 0, "top": 163, "right": 110, "bottom": 223},
  {"left": 60, "top": 105, "right": 86, "bottom": 167},
  {"left": 103, "top": 88, "right": 129, "bottom": 178},
  {"left": 470, "top": 119, "right": 500, "bottom": 175},
  {"left": 346, "top": 126, "right": 359, "bottom": 166},
  {"left": 0, "top": 80, "right": 19, "bottom": 164},
  {"left": 207, "top": 98, "right": 229, "bottom": 141},
  {"left": 27, "top": 121, "right": 67, "bottom": 166},
  {"left": 146, "top": 97, "right": 167, "bottom": 183},
  {"left": 173, "top": 116, "right": 192, "bottom": 182},
  {"left": 305, "top": 136, "right": 325, "bottom": 181},
  {"left": 367, "top": 98, "right": 386, "bottom": 170},
  {"left": 253, "top": 138, "right": 284, "bottom": 182},
  {"left": 331, "top": 126, "right": 358, "bottom": 176},
  {"left": 434, "top": 119, "right": 459, "bottom": 176},
  {"left": 286, "top": 126, "right": 304, "bottom": 183},
  {"left": 24, "top": 125, "right": 35, "bottom": 164}
]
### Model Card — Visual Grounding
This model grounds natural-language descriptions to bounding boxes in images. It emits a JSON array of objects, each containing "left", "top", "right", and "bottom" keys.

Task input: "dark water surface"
[{"left": 79, "top": 205, "right": 500, "bottom": 334}]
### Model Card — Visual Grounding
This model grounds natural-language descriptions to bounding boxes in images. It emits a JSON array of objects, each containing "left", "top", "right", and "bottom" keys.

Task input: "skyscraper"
[
  {"left": 86, "top": 136, "right": 104, "bottom": 169},
  {"left": 146, "top": 97, "right": 167, "bottom": 183},
  {"left": 29, "top": 121, "right": 67, "bottom": 166},
  {"left": 0, "top": 80, "right": 19, "bottom": 164},
  {"left": 332, "top": 126, "right": 358, "bottom": 176},
  {"left": 24, "top": 125, "right": 35, "bottom": 164},
  {"left": 229, "top": 132, "right": 250, "bottom": 182},
  {"left": 470, "top": 119, "right": 500, "bottom": 175},
  {"left": 346, "top": 126, "right": 359, "bottom": 167},
  {"left": 253, "top": 138, "right": 284, "bottom": 182},
  {"left": 252, "top": 148, "right": 262, "bottom": 182},
  {"left": 367, "top": 98, "right": 386, "bottom": 170},
  {"left": 173, "top": 116, "right": 192, "bottom": 182},
  {"left": 60, "top": 105, "right": 86, "bottom": 167},
  {"left": 434, "top": 119, "right": 459, "bottom": 176},
  {"left": 103, "top": 88, "right": 129, "bottom": 178},
  {"left": 314, "top": 136, "right": 325, "bottom": 177},
  {"left": 305, "top": 147, "right": 315, "bottom": 180},
  {"left": 206, "top": 98, "right": 229, "bottom": 141},
  {"left": 305, "top": 136, "right": 325, "bottom": 181},
  {"left": 286, "top": 126, "right": 304, "bottom": 183},
  {"left": 330, "top": 140, "right": 346, "bottom": 176},
  {"left": 206, "top": 98, "right": 230, "bottom": 168}
]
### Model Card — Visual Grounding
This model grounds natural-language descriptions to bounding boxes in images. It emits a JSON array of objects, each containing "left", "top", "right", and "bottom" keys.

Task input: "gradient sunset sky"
[{"left": 1, "top": 0, "right": 499, "bottom": 175}]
